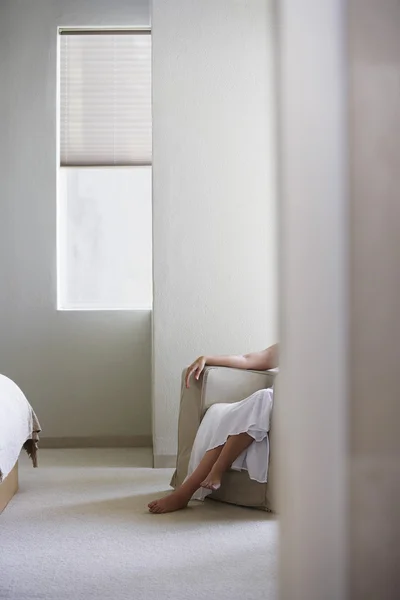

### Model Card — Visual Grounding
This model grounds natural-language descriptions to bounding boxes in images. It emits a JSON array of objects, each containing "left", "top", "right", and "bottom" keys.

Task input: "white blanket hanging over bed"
[
  {"left": 0, "top": 374, "right": 41, "bottom": 482},
  {"left": 187, "top": 387, "right": 274, "bottom": 501}
]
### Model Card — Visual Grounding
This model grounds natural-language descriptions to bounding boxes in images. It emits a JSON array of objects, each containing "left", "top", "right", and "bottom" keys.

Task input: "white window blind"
[{"left": 59, "top": 30, "right": 151, "bottom": 166}]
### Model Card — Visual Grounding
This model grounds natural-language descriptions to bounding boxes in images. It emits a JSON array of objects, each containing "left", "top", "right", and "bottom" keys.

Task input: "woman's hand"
[{"left": 185, "top": 356, "right": 207, "bottom": 388}]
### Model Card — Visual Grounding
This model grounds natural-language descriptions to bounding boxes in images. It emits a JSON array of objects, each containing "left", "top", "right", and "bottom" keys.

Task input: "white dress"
[{"left": 187, "top": 388, "right": 274, "bottom": 501}]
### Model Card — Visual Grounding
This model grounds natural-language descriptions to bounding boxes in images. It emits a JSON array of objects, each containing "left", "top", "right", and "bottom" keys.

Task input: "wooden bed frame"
[{"left": 0, "top": 463, "right": 18, "bottom": 514}]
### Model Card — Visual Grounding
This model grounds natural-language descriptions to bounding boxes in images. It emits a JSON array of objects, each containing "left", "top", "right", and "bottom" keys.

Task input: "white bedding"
[{"left": 0, "top": 374, "right": 41, "bottom": 482}]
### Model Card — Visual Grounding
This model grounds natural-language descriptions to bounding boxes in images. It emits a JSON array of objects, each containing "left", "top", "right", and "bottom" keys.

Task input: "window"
[{"left": 57, "top": 29, "right": 152, "bottom": 310}]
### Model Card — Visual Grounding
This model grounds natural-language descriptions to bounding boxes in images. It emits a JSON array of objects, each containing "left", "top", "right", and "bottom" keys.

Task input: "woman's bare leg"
[
  {"left": 148, "top": 445, "right": 224, "bottom": 513},
  {"left": 201, "top": 432, "right": 253, "bottom": 491}
]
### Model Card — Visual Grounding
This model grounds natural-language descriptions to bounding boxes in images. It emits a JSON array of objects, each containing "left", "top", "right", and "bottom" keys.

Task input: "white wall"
[
  {"left": 0, "top": 0, "right": 152, "bottom": 443},
  {"left": 152, "top": 0, "right": 277, "bottom": 464}
]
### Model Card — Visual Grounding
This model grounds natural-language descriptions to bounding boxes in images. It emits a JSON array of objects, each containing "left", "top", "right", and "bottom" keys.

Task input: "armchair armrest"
[{"left": 202, "top": 366, "right": 277, "bottom": 412}]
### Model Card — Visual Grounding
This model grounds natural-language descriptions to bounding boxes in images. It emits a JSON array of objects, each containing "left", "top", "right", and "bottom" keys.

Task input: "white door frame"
[{"left": 276, "top": 1, "right": 349, "bottom": 599}]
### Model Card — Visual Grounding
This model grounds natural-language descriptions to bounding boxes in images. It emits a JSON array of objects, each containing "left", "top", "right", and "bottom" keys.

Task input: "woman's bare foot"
[
  {"left": 201, "top": 469, "right": 222, "bottom": 491},
  {"left": 148, "top": 491, "right": 190, "bottom": 514}
]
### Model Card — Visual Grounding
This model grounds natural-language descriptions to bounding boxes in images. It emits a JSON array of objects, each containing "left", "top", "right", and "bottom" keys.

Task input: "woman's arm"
[{"left": 185, "top": 343, "right": 279, "bottom": 388}]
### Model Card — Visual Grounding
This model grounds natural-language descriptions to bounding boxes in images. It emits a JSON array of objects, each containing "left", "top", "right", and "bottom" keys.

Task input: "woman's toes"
[{"left": 200, "top": 477, "right": 220, "bottom": 490}]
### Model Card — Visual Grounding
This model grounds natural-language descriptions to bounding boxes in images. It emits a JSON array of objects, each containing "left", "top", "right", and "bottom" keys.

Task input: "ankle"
[
  {"left": 174, "top": 487, "right": 194, "bottom": 501},
  {"left": 209, "top": 466, "right": 223, "bottom": 479}
]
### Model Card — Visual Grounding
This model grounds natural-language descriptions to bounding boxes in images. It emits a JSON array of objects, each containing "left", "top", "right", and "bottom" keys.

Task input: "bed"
[{"left": 0, "top": 374, "right": 41, "bottom": 513}]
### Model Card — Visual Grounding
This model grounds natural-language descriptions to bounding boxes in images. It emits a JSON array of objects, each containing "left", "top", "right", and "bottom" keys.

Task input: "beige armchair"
[{"left": 170, "top": 366, "right": 278, "bottom": 511}]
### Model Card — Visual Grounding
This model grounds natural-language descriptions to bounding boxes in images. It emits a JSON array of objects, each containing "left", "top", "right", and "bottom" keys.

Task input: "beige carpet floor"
[{"left": 0, "top": 449, "right": 278, "bottom": 600}]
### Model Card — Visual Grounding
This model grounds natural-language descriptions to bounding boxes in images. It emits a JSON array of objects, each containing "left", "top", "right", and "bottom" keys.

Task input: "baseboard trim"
[
  {"left": 40, "top": 436, "right": 153, "bottom": 449},
  {"left": 153, "top": 454, "right": 177, "bottom": 468}
]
